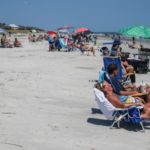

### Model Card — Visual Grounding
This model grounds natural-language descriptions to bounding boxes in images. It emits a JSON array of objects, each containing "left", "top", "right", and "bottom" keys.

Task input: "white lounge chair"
[{"left": 93, "top": 88, "right": 145, "bottom": 131}]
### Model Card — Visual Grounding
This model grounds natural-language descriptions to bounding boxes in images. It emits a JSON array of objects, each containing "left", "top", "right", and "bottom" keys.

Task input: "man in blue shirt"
[{"left": 105, "top": 64, "right": 138, "bottom": 96}]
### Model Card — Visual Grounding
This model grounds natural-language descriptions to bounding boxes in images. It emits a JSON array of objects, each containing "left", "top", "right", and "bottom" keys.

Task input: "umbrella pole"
[{"left": 140, "top": 37, "right": 142, "bottom": 46}]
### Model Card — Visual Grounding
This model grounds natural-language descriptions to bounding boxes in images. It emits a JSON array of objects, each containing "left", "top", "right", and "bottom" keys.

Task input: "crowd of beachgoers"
[
  {"left": 1, "top": 29, "right": 150, "bottom": 131},
  {"left": 92, "top": 34, "right": 150, "bottom": 131}
]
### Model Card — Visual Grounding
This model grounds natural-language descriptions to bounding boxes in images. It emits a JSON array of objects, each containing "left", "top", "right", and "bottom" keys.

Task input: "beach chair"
[
  {"left": 99, "top": 47, "right": 110, "bottom": 56},
  {"left": 103, "top": 56, "right": 123, "bottom": 80},
  {"left": 93, "top": 88, "right": 145, "bottom": 131},
  {"left": 94, "top": 88, "right": 128, "bottom": 128},
  {"left": 103, "top": 56, "right": 134, "bottom": 84},
  {"left": 57, "top": 38, "right": 68, "bottom": 51}
]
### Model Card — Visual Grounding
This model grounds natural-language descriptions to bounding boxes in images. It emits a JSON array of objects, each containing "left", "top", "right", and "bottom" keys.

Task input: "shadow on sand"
[
  {"left": 91, "top": 108, "right": 103, "bottom": 114},
  {"left": 88, "top": 108, "right": 150, "bottom": 132}
]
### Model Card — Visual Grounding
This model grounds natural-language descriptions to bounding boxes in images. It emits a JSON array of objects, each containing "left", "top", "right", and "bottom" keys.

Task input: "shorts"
[
  {"left": 119, "top": 96, "right": 140, "bottom": 103},
  {"left": 125, "top": 96, "right": 140, "bottom": 103}
]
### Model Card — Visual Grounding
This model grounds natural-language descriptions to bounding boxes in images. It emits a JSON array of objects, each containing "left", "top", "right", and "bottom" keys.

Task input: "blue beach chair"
[{"left": 103, "top": 56, "right": 123, "bottom": 81}]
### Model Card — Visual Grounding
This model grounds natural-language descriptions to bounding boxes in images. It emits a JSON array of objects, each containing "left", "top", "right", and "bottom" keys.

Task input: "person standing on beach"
[{"left": 48, "top": 36, "right": 55, "bottom": 51}]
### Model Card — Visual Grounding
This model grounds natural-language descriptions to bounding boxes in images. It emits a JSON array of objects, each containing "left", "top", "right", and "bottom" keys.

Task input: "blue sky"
[{"left": 0, "top": 0, "right": 150, "bottom": 31}]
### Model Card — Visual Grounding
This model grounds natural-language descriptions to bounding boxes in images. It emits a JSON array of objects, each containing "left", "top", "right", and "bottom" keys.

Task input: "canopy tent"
[{"left": 119, "top": 25, "right": 150, "bottom": 38}]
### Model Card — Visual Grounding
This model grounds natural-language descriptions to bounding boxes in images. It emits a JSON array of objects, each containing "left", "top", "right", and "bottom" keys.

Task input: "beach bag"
[{"left": 127, "top": 107, "right": 142, "bottom": 124}]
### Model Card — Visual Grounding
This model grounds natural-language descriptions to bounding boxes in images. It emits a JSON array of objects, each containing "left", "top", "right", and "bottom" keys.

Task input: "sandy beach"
[{"left": 0, "top": 38, "right": 150, "bottom": 150}]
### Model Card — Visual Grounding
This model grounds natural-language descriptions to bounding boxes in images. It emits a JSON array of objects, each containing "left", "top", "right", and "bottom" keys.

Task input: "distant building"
[{"left": 8, "top": 24, "right": 19, "bottom": 30}]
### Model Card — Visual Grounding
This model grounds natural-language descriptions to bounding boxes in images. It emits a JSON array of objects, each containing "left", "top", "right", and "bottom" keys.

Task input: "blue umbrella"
[{"left": 0, "top": 28, "right": 6, "bottom": 33}]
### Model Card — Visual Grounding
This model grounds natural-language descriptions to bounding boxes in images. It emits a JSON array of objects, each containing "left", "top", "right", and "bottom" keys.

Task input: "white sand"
[{"left": 0, "top": 38, "right": 150, "bottom": 150}]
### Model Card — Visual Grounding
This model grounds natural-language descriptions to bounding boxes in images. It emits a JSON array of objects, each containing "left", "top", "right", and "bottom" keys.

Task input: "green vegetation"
[
  {"left": 0, "top": 22, "right": 45, "bottom": 33},
  {"left": 6, "top": 29, "right": 30, "bottom": 34}
]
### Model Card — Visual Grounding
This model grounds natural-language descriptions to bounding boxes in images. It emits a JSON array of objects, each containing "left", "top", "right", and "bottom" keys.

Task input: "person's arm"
[
  {"left": 124, "top": 102, "right": 144, "bottom": 108},
  {"left": 120, "top": 90, "right": 138, "bottom": 96},
  {"left": 123, "top": 84, "right": 136, "bottom": 90},
  {"left": 106, "top": 94, "right": 126, "bottom": 108},
  {"left": 107, "top": 94, "right": 143, "bottom": 109}
]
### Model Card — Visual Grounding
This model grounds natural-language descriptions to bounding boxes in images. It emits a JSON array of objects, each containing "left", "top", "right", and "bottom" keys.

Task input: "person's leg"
[
  {"left": 126, "top": 65, "right": 134, "bottom": 73},
  {"left": 90, "top": 47, "right": 95, "bottom": 56},
  {"left": 141, "top": 106, "right": 150, "bottom": 119},
  {"left": 87, "top": 47, "right": 91, "bottom": 56},
  {"left": 49, "top": 44, "right": 53, "bottom": 51},
  {"left": 92, "top": 47, "right": 96, "bottom": 56},
  {"left": 146, "top": 87, "right": 150, "bottom": 102},
  {"left": 49, "top": 45, "right": 51, "bottom": 51},
  {"left": 147, "top": 94, "right": 150, "bottom": 101},
  {"left": 87, "top": 50, "right": 90, "bottom": 56}
]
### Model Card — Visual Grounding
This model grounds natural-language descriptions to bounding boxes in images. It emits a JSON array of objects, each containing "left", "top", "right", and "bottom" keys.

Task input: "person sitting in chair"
[
  {"left": 14, "top": 38, "right": 22, "bottom": 47},
  {"left": 111, "top": 44, "right": 122, "bottom": 56},
  {"left": 121, "top": 59, "right": 136, "bottom": 83},
  {"left": 1, "top": 33, "right": 7, "bottom": 47},
  {"left": 95, "top": 82, "right": 150, "bottom": 119},
  {"left": 105, "top": 64, "right": 150, "bottom": 100},
  {"left": 127, "top": 37, "right": 139, "bottom": 49},
  {"left": 1, "top": 34, "right": 13, "bottom": 48},
  {"left": 80, "top": 43, "right": 96, "bottom": 56},
  {"left": 105, "top": 64, "right": 137, "bottom": 95}
]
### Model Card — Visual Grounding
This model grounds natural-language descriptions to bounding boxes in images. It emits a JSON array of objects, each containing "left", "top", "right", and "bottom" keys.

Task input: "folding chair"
[
  {"left": 93, "top": 88, "right": 145, "bottom": 131},
  {"left": 103, "top": 56, "right": 134, "bottom": 85},
  {"left": 103, "top": 56, "right": 123, "bottom": 80},
  {"left": 94, "top": 88, "right": 128, "bottom": 128}
]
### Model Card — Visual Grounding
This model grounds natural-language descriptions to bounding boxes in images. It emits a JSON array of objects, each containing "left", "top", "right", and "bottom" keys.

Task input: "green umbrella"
[
  {"left": 119, "top": 25, "right": 150, "bottom": 38},
  {"left": 32, "top": 29, "right": 37, "bottom": 33}
]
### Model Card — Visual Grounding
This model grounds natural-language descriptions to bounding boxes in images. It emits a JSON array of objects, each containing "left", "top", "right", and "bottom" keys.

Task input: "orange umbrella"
[{"left": 75, "top": 27, "right": 90, "bottom": 33}]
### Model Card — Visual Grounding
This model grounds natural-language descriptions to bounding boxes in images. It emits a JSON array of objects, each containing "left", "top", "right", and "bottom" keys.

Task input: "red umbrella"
[
  {"left": 75, "top": 27, "right": 90, "bottom": 34},
  {"left": 47, "top": 31, "right": 57, "bottom": 37}
]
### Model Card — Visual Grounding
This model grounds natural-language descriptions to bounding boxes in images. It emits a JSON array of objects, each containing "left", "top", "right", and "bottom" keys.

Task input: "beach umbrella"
[
  {"left": 57, "top": 26, "right": 74, "bottom": 30},
  {"left": 119, "top": 25, "right": 150, "bottom": 38},
  {"left": 32, "top": 29, "right": 37, "bottom": 33},
  {"left": 47, "top": 31, "right": 57, "bottom": 37},
  {"left": 75, "top": 27, "right": 90, "bottom": 34},
  {"left": 58, "top": 29, "right": 69, "bottom": 33},
  {"left": 0, "top": 28, "right": 6, "bottom": 33}
]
